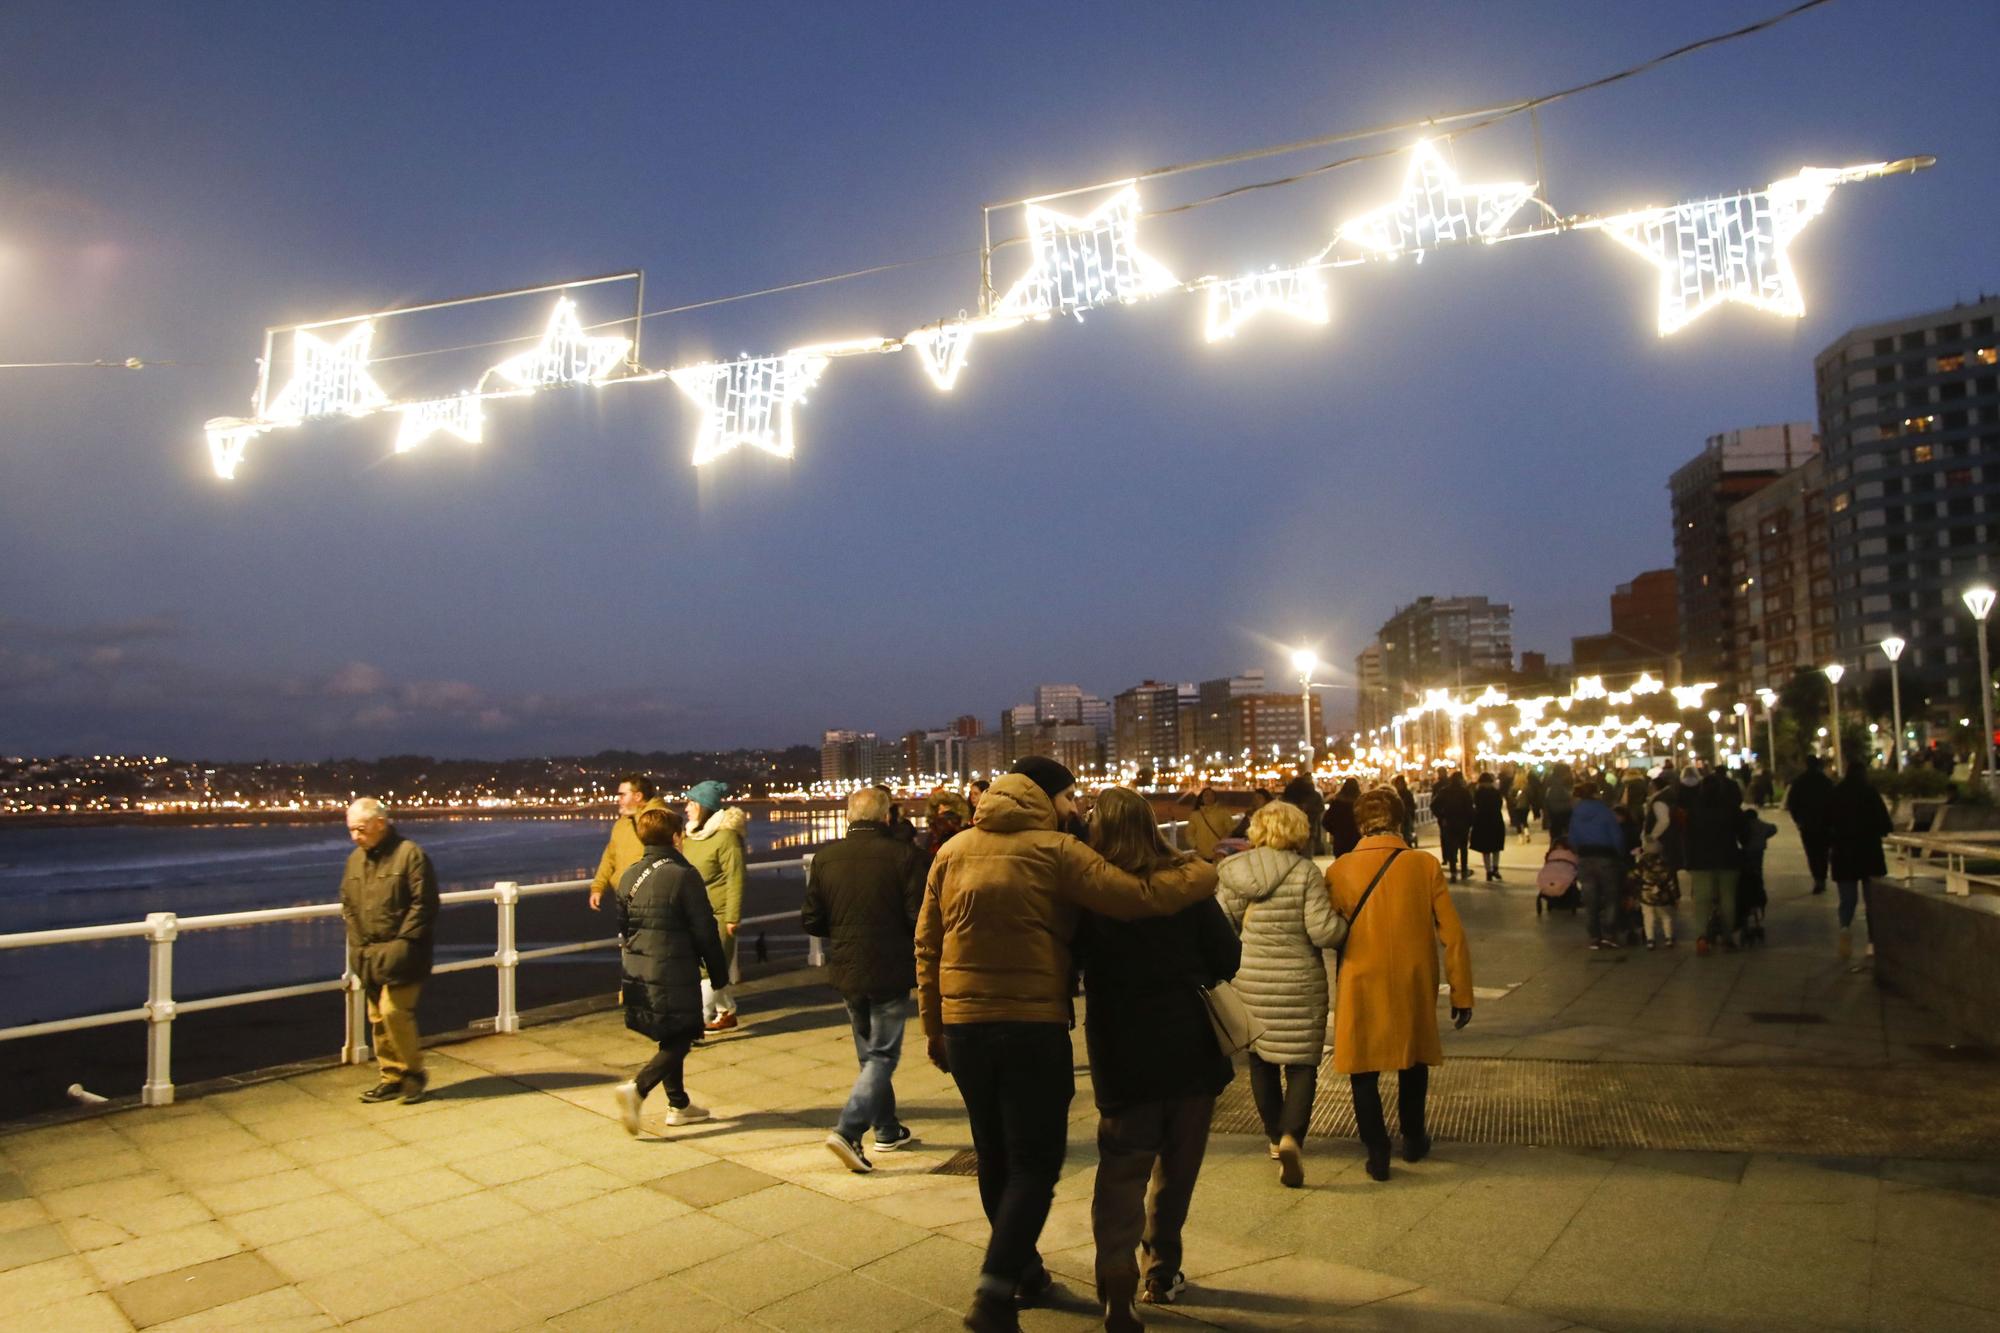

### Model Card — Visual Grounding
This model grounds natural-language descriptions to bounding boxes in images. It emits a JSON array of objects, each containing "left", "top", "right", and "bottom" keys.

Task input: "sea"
[{"left": 0, "top": 809, "right": 853, "bottom": 1030}]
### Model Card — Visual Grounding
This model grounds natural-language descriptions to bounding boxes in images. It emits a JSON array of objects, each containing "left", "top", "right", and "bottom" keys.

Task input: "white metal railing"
[
  {"left": 1887, "top": 832, "right": 2000, "bottom": 897},
  {"left": 0, "top": 857, "right": 810, "bottom": 1107}
]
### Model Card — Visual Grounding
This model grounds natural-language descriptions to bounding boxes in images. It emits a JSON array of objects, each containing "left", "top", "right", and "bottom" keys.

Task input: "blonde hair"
[
  {"left": 1248, "top": 799, "right": 1310, "bottom": 852},
  {"left": 846, "top": 787, "right": 891, "bottom": 823}
]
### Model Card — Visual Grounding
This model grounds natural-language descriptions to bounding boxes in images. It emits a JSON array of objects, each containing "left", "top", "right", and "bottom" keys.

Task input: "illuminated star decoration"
[
  {"left": 1337, "top": 139, "right": 1537, "bottom": 260},
  {"left": 1203, "top": 267, "right": 1330, "bottom": 342},
  {"left": 994, "top": 185, "right": 1179, "bottom": 320},
  {"left": 203, "top": 417, "right": 269, "bottom": 480},
  {"left": 265, "top": 324, "right": 390, "bottom": 423},
  {"left": 487, "top": 297, "right": 630, "bottom": 390},
  {"left": 669, "top": 352, "right": 830, "bottom": 466},
  {"left": 905, "top": 316, "right": 1021, "bottom": 391},
  {"left": 1599, "top": 168, "right": 1842, "bottom": 336},
  {"left": 392, "top": 393, "right": 484, "bottom": 453}
]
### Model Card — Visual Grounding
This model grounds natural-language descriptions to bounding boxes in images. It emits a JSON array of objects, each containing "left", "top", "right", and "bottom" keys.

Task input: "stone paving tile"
[
  {"left": 495, "top": 1162, "right": 627, "bottom": 1212},
  {"left": 0, "top": 1290, "right": 133, "bottom": 1332},
  {"left": 705, "top": 1181, "right": 853, "bottom": 1237},
  {"left": 857, "top": 1233, "right": 988, "bottom": 1308},
  {"left": 776, "top": 1206, "right": 931, "bottom": 1269},
  {"left": 431, "top": 1212, "right": 588, "bottom": 1281},
  {"left": 342, "top": 1278, "right": 539, "bottom": 1333},
  {"left": 0, "top": 1221, "right": 69, "bottom": 1271},
  {"left": 256, "top": 1219, "right": 416, "bottom": 1283},
  {"left": 21, "top": 1148, "right": 151, "bottom": 1195},
  {"left": 274, "top": 1125, "right": 401, "bottom": 1165},
  {"left": 756, "top": 1270, "right": 947, "bottom": 1332},
  {"left": 543, "top": 1183, "right": 692, "bottom": 1239},
  {"left": 649, "top": 1159, "right": 785, "bottom": 1209},
  {"left": 0, "top": 1198, "right": 49, "bottom": 1235},
  {"left": 107, "top": 1250, "right": 284, "bottom": 1329},
  {"left": 545, "top": 1274, "right": 742, "bottom": 1333},
  {"left": 0, "top": 1253, "right": 110, "bottom": 1314},
  {"left": 677, "top": 1236, "right": 846, "bottom": 1314},
  {"left": 295, "top": 1246, "right": 479, "bottom": 1322},
  {"left": 148, "top": 1283, "right": 333, "bottom": 1331},
  {"left": 221, "top": 1191, "right": 373, "bottom": 1248},
  {"left": 186, "top": 1168, "right": 331, "bottom": 1217},
  {"left": 486, "top": 1250, "right": 660, "bottom": 1321},
  {"left": 82, "top": 1219, "right": 244, "bottom": 1287}
]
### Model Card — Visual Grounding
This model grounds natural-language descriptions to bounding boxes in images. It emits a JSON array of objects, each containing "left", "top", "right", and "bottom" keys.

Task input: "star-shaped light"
[
  {"left": 669, "top": 352, "right": 830, "bottom": 466},
  {"left": 994, "top": 185, "right": 1180, "bottom": 320},
  {"left": 487, "top": 297, "right": 630, "bottom": 390},
  {"left": 1600, "top": 168, "right": 1843, "bottom": 336},
  {"left": 1337, "top": 139, "right": 1537, "bottom": 260},
  {"left": 904, "top": 316, "right": 1021, "bottom": 391},
  {"left": 203, "top": 417, "right": 268, "bottom": 480},
  {"left": 1202, "top": 267, "right": 1330, "bottom": 342},
  {"left": 392, "top": 393, "right": 484, "bottom": 453},
  {"left": 265, "top": 324, "right": 390, "bottom": 423}
]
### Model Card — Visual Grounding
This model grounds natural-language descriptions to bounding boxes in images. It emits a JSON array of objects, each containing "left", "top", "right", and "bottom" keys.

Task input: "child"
[
  {"left": 1636, "top": 847, "right": 1679, "bottom": 948},
  {"left": 1536, "top": 838, "right": 1580, "bottom": 917},
  {"left": 1736, "top": 805, "right": 1780, "bottom": 945}
]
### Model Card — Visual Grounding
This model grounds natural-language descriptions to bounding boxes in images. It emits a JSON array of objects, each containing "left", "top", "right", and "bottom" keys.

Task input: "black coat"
[
  {"left": 1826, "top": 773, "right": 1892, "bottom": 880},
  {"left": 1432, "top": 782, "right": 1474, "bottom": 831},
  {"left": 1323, "top": 797, "right": 1361, "bottom": 857},
  {"left": 616, "top": 849, "right": 731, "bottom": 1043},
  {"left": 1470, "top": 786, "right": 1508, "bottom": 853},
  {"left": 1684, "top": 779, "right": 1747, "bottom": 871},
  {"left": 1078, "top": 895, "right": 1240, "bottom": 1113},
  {"left": 1785, "top": 766, "right": 1835, "bottom": 830},
  {"left": 800, "top": 823, "right": 927, "bottom": 1000}
]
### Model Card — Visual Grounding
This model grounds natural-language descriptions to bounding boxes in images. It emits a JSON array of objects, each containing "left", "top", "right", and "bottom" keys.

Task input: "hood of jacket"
[
  {"left": 970, "top": 773, "right": 1058, "bottom": 835},
  {"left": 688, "top": 806, "right": 748, "bottom": 841},
  {"left": 1217, "top": 846, "right": 1307, "bottom": 903}
]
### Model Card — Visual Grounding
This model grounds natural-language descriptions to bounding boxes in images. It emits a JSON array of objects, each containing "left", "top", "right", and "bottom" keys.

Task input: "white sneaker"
[
  {"left": 825, "top": 1131, "right": 874, "bottom": 1174},
  {"left": 665, "top": 1102, "right": 710, "bottom": 1126},
  {"left": 613, "top": 1081, "right": 643, "bottom": 1136}
]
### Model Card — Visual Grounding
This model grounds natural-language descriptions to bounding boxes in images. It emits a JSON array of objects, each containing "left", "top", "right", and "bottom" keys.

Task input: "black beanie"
[{"left": 1010, "top": 756, "right": 1076, "bottom": 800}]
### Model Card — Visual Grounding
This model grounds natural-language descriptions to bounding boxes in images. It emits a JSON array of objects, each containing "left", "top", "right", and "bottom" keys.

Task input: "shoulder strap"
[{"left": 1349, "top": 847, "right": 1403, "bottom": 927}]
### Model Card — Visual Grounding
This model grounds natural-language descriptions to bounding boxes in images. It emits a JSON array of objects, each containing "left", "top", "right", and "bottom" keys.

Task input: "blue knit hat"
[{"left": 685, "top": 780, "right": 730, "bottom": 812}]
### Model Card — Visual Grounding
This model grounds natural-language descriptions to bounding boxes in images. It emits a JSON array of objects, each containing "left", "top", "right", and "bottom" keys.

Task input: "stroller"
[{"left": 1536, "top": 841, "right": 1581, "bottom": 916}]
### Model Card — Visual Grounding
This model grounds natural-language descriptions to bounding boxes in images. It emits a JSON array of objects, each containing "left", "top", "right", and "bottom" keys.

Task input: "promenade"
[{"left": 3, "top": 832, "right": 1997, "bottom": 1332}]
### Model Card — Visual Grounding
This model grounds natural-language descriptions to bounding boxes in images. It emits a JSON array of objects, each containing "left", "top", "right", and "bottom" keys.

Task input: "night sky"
[{"left": 3, "top": 1, "right": 1995, "bottom": 760}]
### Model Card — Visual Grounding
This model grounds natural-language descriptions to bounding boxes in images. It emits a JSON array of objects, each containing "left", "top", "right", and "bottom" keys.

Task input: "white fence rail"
[{"left": 0, "top": 857, "right": 810, "bottom": 1107}]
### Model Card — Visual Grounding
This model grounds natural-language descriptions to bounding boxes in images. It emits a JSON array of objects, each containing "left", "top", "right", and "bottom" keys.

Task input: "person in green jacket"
[
  {"left": 683, "top": 780, "right": 748, "bottom": 1030},
  {"left": 340, "top": 798, "right": 439, "bottom": 1104}
]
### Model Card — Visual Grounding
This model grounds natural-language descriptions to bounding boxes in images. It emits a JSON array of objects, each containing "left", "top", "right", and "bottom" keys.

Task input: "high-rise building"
[
  {"left": 1375, "top": 596, "right": 1515, "bottom": 699},
  {"left": 1572, "top": 569, "right": 1681, "bottom": 675},
  {"left": 1033, "top": 684, "right": 1084, "bottom": 724},
  {"left": 1668, "top": 423, "right": 1817, "bottom": 692},
  {"left": 1077, "top": 694, "right": 1112, "bottom": 744},
  {"left": 1231, "top": 693, "right": 1324, "bottom": 765},
  {"left": 1111, "top": 682, "right": 1180, "bottom": 770},
  {"left": 820, "top": 730, "right": 880, "bottom": 784},
  {"left": 1817, "top": 296, "right": 2000, "bottom": 717},
  {"left": 1192, "top": 671, "right": 1266, "bottom": 761},
  {"left": 999, "top": 703, "right": 1038, "bottom": 763},
  {"left": 1353, "top": 644, "right": 1390, "bottom": 736},
  {"left": 1727, "top": 455, "right": 1832, "bottom": 691}
]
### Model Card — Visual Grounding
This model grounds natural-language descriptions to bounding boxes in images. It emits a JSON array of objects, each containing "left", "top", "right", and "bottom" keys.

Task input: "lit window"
[
  {"left": 1978, "top": 348, "right": 1999, "bottom": 366},
  {"left": 1937, "top": 353, "right": 1965, "bottom": 372},
  {"left": 1904, "top": 415, "right": 1936, "bottom": 432},
  {"left": 1913, "top": 445, "right": 1935, "bottom": 463},
  {"left": 1832, "top": 492, "right": 1851, "bottom": 513}
]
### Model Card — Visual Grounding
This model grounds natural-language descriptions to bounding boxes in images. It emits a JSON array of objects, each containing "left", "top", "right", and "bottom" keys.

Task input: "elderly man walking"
[
  {"left": 340, "top": 799, "right": 439, "bottom": 1104},
  {"left": 588, "top": 772, "right": 669, "bottom": 912},
  {"left": 918, "top": 757, "right": 1219, "bottom": 1333},
  {"left": 684, "top": 780, "right": 748, "bottom": 1030},
  {"left": 802, "top": 786, "right": 929, "bottom": 1173}
]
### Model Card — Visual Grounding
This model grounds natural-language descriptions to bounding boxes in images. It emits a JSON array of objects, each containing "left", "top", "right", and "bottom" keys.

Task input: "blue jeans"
[
  {"left": 1835, "top": 879, "right": 1870, "bottom": 933},
  {"left": 837, "top": 993, "right": 909, "bottom": 1141},
  {"left": 1578, "top": 854, "right": 1623, "bottom": 941}
]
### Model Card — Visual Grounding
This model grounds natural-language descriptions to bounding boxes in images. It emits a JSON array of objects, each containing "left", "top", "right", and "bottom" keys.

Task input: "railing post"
[
  {"left": 142, "top": 912, "right": 177, "bottom": 1106},
  {"left": 803, "top": 854, "right": 823, "bottom": 968},
  {"left": 494, "top": 881, "right": 521, "bottom": 1033},
  {"left": 342, "top": 970, "right": 373, "bottom": 1066}
]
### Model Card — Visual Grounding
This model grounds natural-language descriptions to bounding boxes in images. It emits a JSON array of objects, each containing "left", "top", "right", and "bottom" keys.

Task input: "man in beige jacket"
[
  {"left": 588, "top": 773, "right": 668, "bottom": 911},
  {"left": 916, "top": 758, "right": 1217, "bottom": 1333}
]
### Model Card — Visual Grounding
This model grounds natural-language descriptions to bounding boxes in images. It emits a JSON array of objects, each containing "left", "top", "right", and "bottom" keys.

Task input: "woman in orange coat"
[{"left": 1325, "top": 787, "right": 1474, "bottom": 1181}]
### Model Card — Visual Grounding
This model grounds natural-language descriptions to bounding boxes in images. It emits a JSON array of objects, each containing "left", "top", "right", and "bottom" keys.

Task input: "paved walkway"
[{"left": 2, "top": 828, "right": 1996, "bottom": 1332}]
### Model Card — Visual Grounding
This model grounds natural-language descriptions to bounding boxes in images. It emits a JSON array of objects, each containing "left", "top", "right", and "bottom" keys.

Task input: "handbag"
[{"left": 1198, "top": 978, "right": 1265, "bottom": 1056}]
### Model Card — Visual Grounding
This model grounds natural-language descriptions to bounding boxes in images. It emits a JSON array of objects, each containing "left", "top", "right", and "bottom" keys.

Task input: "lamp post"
[
  {"left": 1757, "top": 687, "right": 1778, "bottom": 768},
  {"left": 1824, "top": 663, "right": 1846, "bottom": 774},
  {"left": 1964, "top": 586, "right": 1997, "bottom": 795},
  {"left": 1290, "top": 647, "right": 1318, "bottom": 771},
  {"left": 1880, "top": 635, "right": 1906, "bottom": 771},
  {"left": 1733, "top": 701, "right": 1751, "bottom": 761},
  {"left": 1706, "top": 709, "right": 1723, "bottom": 767}
]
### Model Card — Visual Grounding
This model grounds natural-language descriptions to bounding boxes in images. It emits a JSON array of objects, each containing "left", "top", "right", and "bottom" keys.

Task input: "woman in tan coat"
[{"left": 1325, "top": 787, "right": 1474, "bottom": 1181}]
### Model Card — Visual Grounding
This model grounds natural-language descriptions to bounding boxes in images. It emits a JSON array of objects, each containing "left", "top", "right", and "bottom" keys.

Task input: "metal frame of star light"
[{"left": 199, "top": 130, "right": 1932, "bottom": 480}]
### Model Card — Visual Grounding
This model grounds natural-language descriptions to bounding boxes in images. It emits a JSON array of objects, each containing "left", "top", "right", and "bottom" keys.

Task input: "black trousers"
[
  {"left": 944, "top": 1022, "right": 1075, "bottom": 1290},
  {"left": 634, "top": 1036, "right": 693, "bottom": 1106},
  {"left": 1798, "top": 825, "right": 1830, "bottom": 885},
  {"left": 1350, "top": 1065, "right": 1429, "bottom": 1154},
  {"left": 1246, "top": 1052, "right": 1317, "bottom": 1144},
  {"left": 1440, "top": 825, "right": 1470, "bottom": 875}
]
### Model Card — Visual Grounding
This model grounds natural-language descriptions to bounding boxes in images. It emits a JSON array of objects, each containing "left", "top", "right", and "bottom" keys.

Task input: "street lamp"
[
  {"left": 1880, "top": 635, "right": 1906, "bottom": 771},
  {"left": 1733, "top": 701, "right": 1751, "bottom": 758},
  {"left": 1757, "top": 687, "right": 1778, "bottom": 770},
  {"left": 1963, "top": 586, "right": 1997, "bottom": 795},
  {"left": 1706, "top": 708, "right": 1723, "bottom": 767},
  {"left": 1290, "top": 647, "right": 1318, "bottom": 769},
  {"left": 1824, "top": 663, "right": 1846, "bottom": 774}
]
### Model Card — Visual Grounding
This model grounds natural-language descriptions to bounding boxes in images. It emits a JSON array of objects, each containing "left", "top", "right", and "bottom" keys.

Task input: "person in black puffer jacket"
[
  {"left": 1079, "top": 787, "right": 1241, "bottom": 1324},
  {"left": 611, "top": 806, "right": 731, "bottom": 1136},
  {"left": 802, "top": 787, "right": 929, "bottom": 1171},
  {"left": 1684, "top": 771, "right": 1747, "bottom": 952}
]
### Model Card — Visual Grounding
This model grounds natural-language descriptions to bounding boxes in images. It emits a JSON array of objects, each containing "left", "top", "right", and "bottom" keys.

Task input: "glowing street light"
[
  {"left": 1291, "top": 648, "right": 1319, "bottom": 766},
  {"left": 1706, "top": 708, "right": 1723, "bottom": 767},
  {"left": 1880, "top": 635, "right": 1906, "bottom": 771},
  {"left": 1824, "top": 663, "right": 1847, "bottom": 774},
  {"left": 1964, "top": 586, "right": 1997, "bottom": 794}
]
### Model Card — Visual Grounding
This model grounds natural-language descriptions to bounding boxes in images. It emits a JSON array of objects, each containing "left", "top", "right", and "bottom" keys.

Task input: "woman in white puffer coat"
[{"left": 1217, "top": 800, "right": 1347, "bottom": 1188}]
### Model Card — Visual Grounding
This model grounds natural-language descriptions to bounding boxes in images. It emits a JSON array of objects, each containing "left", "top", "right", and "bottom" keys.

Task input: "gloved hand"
[
  {"left": 1452, "top": 1007, "right": 1472, "bottom": 1029},
  {"left": 927, "top": 1034, "right": 951, "bottom": 1073}
]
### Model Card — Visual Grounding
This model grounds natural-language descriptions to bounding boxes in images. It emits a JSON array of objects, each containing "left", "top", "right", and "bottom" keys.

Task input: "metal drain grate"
[
  {"left": 932, "top": 1149, "right": 981, "bottom": 1176},
  {"left": 1209, "top": 1057, "right": 2000, "bottom": 1160}
]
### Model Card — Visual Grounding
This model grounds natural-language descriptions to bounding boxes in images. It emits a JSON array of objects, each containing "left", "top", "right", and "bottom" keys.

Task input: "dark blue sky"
[{"left": 2, "top": 1, "right": 1995, "bottom": 759}]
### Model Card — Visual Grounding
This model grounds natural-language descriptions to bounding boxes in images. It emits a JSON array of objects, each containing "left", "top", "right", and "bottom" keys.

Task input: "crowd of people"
[{"left": 332, "top": 743, "right": 1895, "bottom": 1332}]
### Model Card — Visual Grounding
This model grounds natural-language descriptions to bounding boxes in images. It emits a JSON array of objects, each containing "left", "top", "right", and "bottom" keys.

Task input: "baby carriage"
[{"left": 1535, "top": 843, "right": 1581, "bottom": 916}]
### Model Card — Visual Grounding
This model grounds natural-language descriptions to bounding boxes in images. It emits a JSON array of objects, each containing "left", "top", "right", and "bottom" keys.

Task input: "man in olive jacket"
[
  {"left": 916, "top": 758, "right": 1218, "bottom": 1331},
  {"left": 588, "top": 772, "right": 670, "bottom": 911},
  {"left": 339, "top": 798, "right": 439, "bottom": 1103},
  {"left": 801, "top": 786, "right": 929, "bottom": 1173}
]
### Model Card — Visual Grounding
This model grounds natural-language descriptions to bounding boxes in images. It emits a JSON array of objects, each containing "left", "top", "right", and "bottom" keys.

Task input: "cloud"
[{"left": 324, "top": 661, "right": 388, "bottom": 697}]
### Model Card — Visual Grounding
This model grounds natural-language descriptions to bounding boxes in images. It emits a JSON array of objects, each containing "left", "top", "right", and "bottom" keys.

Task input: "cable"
[{"left": 0, "top": 358, "right": 199, "bottom": 370}]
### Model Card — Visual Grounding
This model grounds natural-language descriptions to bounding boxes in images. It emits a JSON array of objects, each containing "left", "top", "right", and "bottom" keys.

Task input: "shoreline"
[{"left": 0, "top": 797, "right": 868, "bottom": 831}]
